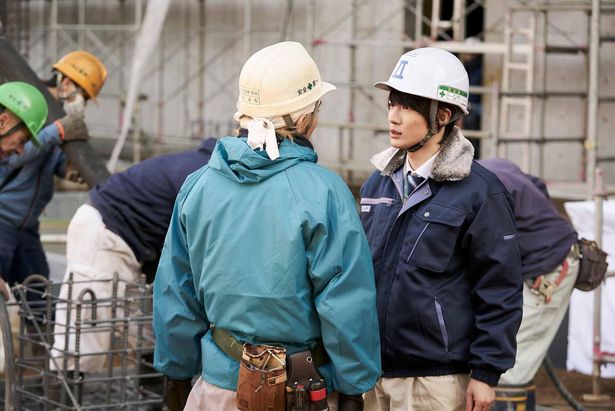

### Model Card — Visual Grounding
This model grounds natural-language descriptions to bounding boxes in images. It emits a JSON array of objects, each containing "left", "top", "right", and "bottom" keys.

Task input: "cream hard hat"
[
  {"left": 375, "top": 47, "right": 469, "bottom": 114},
  {"left": 236, "top": 41, "right": 336, "bottom": 119}
]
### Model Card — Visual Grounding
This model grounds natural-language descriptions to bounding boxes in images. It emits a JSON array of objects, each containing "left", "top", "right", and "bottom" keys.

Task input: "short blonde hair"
[{"left": 236, "top": 112, "right": 318, "bottom": 141}]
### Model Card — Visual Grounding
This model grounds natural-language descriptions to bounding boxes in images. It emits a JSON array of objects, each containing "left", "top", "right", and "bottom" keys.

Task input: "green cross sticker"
[{"left": 438, "top": 85, "right": 468, "bottom": 103}]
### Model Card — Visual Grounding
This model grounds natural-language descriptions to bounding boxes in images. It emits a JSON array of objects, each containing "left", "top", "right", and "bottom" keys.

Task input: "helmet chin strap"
[
  {"left": 407, "top": 100, "right": 464, "bottom": 153},
  {"left": 408, "top": 100, "right": 439, "bottom": 153}
]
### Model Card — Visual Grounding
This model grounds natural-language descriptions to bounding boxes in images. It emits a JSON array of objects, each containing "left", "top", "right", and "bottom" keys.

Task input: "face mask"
[{"left": 63, "top": 93, "right": 86, "bottom": 114}]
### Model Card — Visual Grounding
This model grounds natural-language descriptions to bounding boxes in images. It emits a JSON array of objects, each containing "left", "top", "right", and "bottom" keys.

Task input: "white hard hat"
[
  {"left": 375, "top": 47, "right": 469, "bottom": 114},
  {"left": 236, "top": 41, "right": 336, "bottom": 119}
]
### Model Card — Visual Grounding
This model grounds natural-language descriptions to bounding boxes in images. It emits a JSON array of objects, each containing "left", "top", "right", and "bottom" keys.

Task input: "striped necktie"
[{"left": 409, "top": 173, "right": 425, "bottom": 189}]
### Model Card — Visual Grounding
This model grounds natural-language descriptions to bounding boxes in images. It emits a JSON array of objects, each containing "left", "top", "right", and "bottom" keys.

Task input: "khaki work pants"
[
  {"left": 50, "top": 204, "right": 144, "bottom": 373},
  {"left": 364, "top": 374, "right": 470, "bottom": 411},
  {"left": 499, "top": 254, "right": 579, "bottom": 385}
]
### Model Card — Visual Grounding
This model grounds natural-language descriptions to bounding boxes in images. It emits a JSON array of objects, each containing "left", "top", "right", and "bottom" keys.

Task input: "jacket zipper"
[
  {"left": 406, "top": 222, "right": 430, "bottom": 263},
  {"left": 434, "top": 298, "right": 449, "bottom": 352}
]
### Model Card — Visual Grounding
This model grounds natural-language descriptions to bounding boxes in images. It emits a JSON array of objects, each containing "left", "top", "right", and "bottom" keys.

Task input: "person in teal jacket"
[{"left": 153, "top": 41, "right": 381, "bottom": 411}]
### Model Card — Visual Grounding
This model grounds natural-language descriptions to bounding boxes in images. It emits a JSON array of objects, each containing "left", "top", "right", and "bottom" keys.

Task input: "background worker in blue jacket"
[
  {"left": 153, "top": 41, "right": 381, "bottom": 411},
  {"left": 50, "top": 137, "right": 217, "bottom": 374},
  {"left": 479, "top": 158, "right": 579, "bottom": 411},
  {"left": 360, "top": 47, "right": 523, "bottom": 411},
  {"left": 0, "top": 80, "right": 86, "bottom": 289},
  {"left": 0, "top": 50, "right": 105, "bottom": 290}
]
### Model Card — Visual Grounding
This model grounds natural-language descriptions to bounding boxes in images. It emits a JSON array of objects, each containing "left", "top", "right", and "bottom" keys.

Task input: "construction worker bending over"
[
  {"left": 0, "top": 80, "right": 85, "bottom": 290},
  {"left": 360, "top": 48, "right": 523, "bottom": 411},
  {"left": 50, "top": 137, "right": 217, "bottom": 374},
  {"left": 479, "top": 158, "right": 580, "bottom": 411},
  {"left": 153, "top": 41, "right": 381, "bottom": 411}
]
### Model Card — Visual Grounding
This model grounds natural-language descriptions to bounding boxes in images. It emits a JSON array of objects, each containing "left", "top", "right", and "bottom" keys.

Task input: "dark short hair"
[{"left": 389, "top": 89, "right": 459, "bottom": 143}]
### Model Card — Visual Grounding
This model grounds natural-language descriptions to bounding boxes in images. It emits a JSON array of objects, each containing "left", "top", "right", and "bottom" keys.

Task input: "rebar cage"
[{"left": 1, "top": 273, "right": 163, "bottom": 410}]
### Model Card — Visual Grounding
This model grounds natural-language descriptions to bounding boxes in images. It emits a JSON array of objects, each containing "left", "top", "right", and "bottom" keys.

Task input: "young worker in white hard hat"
[
  {"left": 359, "top": 47, "right": 523, "bottom": 411},
  {"left": 153, "top": 41, "right": 381, "bottom": 411}
]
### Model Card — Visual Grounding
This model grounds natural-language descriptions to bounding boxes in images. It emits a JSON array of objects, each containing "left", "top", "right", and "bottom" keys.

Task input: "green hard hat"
[{"left": 0, "top": 81, "right": 48, "bottom": 146}]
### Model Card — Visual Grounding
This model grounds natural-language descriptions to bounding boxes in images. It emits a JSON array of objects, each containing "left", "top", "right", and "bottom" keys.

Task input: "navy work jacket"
[{"left": 360, "top": 145, "right": 523, "bottom": 387}]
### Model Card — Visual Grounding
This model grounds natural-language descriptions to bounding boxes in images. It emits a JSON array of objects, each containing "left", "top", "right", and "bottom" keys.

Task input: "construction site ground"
[{"left": 535, "top": 367, "right": 615, "bottom": 410}]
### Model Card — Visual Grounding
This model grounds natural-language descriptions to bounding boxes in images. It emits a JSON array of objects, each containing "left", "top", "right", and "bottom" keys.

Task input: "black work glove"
[
  {"left": 56, "top": 112, "right": 89, "bottom": 142},
  {"left": 164, "top": 377, "right": 191, "bottom": 411},
  {"left": 64, "top": 161, "right": 86, "bottom": 184},
  {"left": 339, "top": 393, "right": 364, "bottom": 411}
]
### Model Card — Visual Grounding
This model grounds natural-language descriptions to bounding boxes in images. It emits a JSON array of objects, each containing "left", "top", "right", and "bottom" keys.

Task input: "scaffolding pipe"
[
  {"left": 586, "top": 0, "right": 600, "bottom": 199},
  {"left": 197, "top": 0, "right": 206, "bottom": 138},
  {"left": 347, "top": 0, "right": 358, "bottom": 182},
  {"left": 414, "top": 0, "right": 423, "bottom": 41},
  {"left": 306, "top": 0, "right": 315, "bottom": 52},
  {"left": 592, "top": 167, "right": 604, "bottom": 396},
  {"left": 244, "top": 0, "right": 252, "bottom": 59}
]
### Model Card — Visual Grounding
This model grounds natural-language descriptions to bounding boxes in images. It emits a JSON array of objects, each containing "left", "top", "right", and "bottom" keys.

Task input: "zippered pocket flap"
[
  {"left": 434, "top": 298, "right": 449, "bottom": 352},
  {"left": 417, "top": 203, "right": 465, "bottom": 227},
  {"left": 360, "top": 197, "right": 395, "bottom": 206}
]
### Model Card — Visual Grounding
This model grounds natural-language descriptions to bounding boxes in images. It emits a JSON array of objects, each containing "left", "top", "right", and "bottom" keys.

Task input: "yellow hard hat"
[{"left": 53, "top": 51, "right": 108, "bottom": 100}]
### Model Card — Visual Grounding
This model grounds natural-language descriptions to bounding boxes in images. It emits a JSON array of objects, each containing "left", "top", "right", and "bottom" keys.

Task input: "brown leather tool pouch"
[
  {"left": 576, "top": 238, "right": 609, "bottom": 291},
  {"left": 236, "top": 343, "right": 287, "bottom": 411}
]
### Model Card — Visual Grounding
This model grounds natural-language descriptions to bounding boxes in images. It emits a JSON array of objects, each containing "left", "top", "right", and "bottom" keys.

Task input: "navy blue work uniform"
[{"left": 360, "top": 128, "right": 523, "bottom": 387}]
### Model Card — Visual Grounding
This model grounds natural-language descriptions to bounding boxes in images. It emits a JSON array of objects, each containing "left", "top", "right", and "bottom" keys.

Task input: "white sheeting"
[
  {"left": 107, "top": 0, "right": 171, "bottom": 172},
  {"left": 565, "top": 200, "right": 615, "bottom": 377}
]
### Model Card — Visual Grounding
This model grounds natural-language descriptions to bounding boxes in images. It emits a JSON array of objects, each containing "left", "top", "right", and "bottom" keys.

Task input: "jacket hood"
[
  {"left": 370, "top": 126, "right": 474, "bottom": 182},
  {"left": 208, "top": 136, "right": 318, "bottom": 184}
]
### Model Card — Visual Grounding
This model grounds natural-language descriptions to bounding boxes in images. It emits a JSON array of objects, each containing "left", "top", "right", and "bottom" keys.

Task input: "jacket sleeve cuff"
[{"left": 470, "top": 368, "right": 501, "bottom": 387}]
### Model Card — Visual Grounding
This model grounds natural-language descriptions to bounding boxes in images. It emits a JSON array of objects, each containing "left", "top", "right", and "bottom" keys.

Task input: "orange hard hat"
[{"left": 53, "top": 51, "right": 108, "bottom": 100}]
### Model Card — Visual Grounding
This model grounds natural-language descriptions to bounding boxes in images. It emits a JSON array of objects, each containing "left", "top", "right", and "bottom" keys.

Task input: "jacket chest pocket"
[
  {"left": 407, "top": 204, "right": 466, "bottom": 273},
  {"left": 360, "top": 197, "right": 395, "bottom": 252}
]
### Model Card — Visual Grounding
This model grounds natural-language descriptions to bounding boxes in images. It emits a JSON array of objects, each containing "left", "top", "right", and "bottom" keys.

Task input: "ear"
[{"left": 438, "top": 107, "right": 452, "bottom": 126}]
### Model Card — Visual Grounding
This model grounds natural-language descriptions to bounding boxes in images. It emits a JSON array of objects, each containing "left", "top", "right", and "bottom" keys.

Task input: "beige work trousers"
[
  {"left": 499, "top": 253, "right": 579, "bottom": 385},
  {"left": 185, "top": 377, "right": 339, "bottom": 411},
  {"left": 364, "top": 374, "right": 470, "bottom": 411},
  {"left": 50, "top": 204, "right": 143, "bottom": 373}
]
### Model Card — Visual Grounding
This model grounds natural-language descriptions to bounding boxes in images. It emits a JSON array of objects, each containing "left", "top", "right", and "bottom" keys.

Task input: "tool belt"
[
  {"left": 211, "top": 327, "right": 329, "bottom": 411},
  {"left": 528, "top": 242, "right": 580, "bottom": 303},
  {"left": 575, "top": 238, "right": 609, "bottom": 291}
]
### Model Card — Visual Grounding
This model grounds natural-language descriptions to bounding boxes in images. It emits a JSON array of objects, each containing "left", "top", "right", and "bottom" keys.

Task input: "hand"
[
  {"left": 466, "top": 378, "right": 495, "bottom": 411},
  {"left": 56, "top": 112, "right": 89, "bottom": 142},
  {"left": 339, "top": 393, "right": 364, "bottom": 411},
  {"left": 163, "top": 377, "right": 191, "bottom": 411},
  {"left": 0, "top": 278, "right": 10, "bottom": 301},
  {"left": 65, "top": 162, "right": 85, "bottom": 184}
]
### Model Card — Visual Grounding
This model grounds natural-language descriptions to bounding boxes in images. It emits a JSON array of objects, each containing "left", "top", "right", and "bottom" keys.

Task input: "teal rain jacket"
[{"left": 153, "top": 136, "right": 381, "bottom": 395}]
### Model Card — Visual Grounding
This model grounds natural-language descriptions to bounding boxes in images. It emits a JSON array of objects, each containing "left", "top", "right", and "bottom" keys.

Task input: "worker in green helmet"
[
  {"left": 0, "top": 80, "right": 88, "bottom": 291},
  {"left": 0, "top": 81, "right": 47, "bottom": 159}
]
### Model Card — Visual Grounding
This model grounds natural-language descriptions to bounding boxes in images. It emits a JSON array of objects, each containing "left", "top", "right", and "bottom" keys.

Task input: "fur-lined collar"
[{"left": 370, "top": 126, "right": 474, "bottom": 182}]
